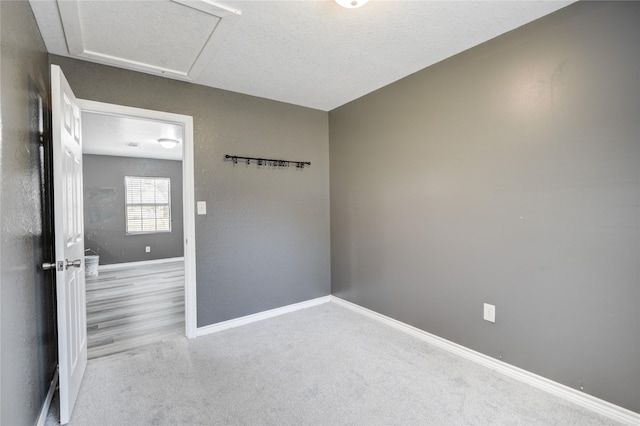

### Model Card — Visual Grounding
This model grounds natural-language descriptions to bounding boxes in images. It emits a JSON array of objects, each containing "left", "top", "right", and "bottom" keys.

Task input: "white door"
[{"left": 51, "top": 64, "right": 87, "bottom": 425}]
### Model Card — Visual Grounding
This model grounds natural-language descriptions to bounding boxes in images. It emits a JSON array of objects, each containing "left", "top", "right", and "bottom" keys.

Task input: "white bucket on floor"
[{"left": 85, "top": 255, "right": 99, "bottom": 277}]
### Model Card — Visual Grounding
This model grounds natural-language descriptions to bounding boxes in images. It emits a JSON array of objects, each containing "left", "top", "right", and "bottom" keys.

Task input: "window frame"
[{"left": 124, "top": 176, "right": 172, "bottom": 235}]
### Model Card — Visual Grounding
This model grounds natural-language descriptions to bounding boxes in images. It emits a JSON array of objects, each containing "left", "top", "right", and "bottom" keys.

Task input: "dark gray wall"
[
  {"left": 330, "top": 1, "right": 640, "bottom": 413},
  {"left": 0, "top": 1, "right": 57, "bottom": 424},
  {"left": 83, "top": 154, "right": 184, "bottom": 265},
  {"left": 49, "top": 55, "right": 331, "bottom": 327}
]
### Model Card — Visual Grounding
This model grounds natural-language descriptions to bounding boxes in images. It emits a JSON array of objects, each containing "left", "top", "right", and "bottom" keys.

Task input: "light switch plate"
[
  {"left": 197, "top": 201, "right": 207, "bottom": 215},
  {"left": 484, "top": 303, "right": 496, "bottom": 323}
]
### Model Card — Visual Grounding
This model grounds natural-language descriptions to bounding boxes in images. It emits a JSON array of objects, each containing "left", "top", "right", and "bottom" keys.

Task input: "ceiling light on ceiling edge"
[
  {"left": 158, "top": 138, "right": 180, "bottom": 149},
  {"left": 335, "top": 0, "right": 369, "bottom": 9}
]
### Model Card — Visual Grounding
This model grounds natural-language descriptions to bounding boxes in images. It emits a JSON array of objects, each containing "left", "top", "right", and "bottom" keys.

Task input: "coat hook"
[{"left": 225, "top": 155, "right": 310, "bottom": 169}]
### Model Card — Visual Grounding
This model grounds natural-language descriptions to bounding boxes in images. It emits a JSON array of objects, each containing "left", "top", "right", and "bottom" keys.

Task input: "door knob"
[
  {"left": 65, "top": 259, "right": 82, "bottom": 269},
  {"left": 42, "top": 262, "right": 57, "bottom": 271}
]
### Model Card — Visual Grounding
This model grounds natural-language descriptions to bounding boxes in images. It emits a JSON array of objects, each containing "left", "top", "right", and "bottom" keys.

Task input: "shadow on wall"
[{"left": 29, "top": 76, "right": 58, "bottom": 414}]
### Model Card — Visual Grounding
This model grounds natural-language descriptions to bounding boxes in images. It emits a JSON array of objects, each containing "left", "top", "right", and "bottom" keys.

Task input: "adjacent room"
[
  {"left": 1, "top": 0, "right": 638, "bottom": 425},
  {"left": 82, "top": 112, "right": 186, "bottom": 359}
]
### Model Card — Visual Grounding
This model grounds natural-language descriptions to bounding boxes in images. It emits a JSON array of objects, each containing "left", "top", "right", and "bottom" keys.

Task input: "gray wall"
[
  {"left": 330, "top": 1, "right": 640, "bottom": 413},
  {"left": 49, "top": 55, "right": 331, "bottom": 326},
  {"left": 83, "top": 154, "right": 184, "bottom": 265},
  {"left": 0, "top": 1, "right": 57, "bottom": 424}
]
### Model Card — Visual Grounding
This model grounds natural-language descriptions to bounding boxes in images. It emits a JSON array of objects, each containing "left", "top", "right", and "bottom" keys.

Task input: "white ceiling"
[
  {"left": 30, "top": 0, "right": 575, "bottom": 112},
  {"left": 83, "top": 112, "right": 183, "bottom": 160}
]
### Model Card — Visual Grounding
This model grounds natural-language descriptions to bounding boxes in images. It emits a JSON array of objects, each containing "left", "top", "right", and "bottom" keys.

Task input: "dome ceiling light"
[
  {"left": 158, "top": 138, "right": 180, "bottom": 149},
  {"left": 335, "top": 0, "right": 369, "bottom": 9}
]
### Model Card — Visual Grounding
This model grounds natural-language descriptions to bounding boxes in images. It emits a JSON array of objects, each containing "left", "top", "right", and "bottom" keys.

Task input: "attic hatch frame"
[{"left": 57, "top": 0, "right": 241, "bottom": 81}]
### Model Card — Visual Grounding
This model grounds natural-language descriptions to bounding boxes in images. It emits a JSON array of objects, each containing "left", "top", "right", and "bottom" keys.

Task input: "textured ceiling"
[
  {"left": 30, "top": 0, "right": 575, "bottom": 111},
  {"left": 83, "top": 112, "right": 183, "bottom": 160}
]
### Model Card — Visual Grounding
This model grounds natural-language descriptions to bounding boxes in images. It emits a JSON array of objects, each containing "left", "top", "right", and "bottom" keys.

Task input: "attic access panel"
[{"left": 58, "top": 0, "right": 240, "bottom": 81}]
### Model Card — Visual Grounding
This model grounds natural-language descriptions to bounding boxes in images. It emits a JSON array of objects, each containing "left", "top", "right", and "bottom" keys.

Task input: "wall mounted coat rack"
[{"left": 225, "top": 155, "right": 311, "bottom": 169}]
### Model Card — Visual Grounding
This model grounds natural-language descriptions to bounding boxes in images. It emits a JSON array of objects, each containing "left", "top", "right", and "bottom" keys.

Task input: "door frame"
[{"left": 77, "top": 99, "right": 197, "bottom": 338}]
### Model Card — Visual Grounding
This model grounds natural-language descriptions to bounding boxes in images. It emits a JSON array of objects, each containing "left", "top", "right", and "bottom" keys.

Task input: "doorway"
[{"left": 78, "top": 100, "right": 197, "bottom": 347}]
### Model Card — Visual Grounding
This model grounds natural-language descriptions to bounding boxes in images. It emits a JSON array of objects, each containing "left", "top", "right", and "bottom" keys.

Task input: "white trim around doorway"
[{"left": 76, "top": 99, "right": 197, "bottom": 339}]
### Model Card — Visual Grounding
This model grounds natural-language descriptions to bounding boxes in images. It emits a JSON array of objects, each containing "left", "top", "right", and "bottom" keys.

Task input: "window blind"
[{"left": 125, "top": 176, "right": 171, "bottom": 234}]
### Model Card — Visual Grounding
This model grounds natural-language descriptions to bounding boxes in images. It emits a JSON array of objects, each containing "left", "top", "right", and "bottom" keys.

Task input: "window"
[{"left": 125, "top": 176, "right": 171, "bottom": 234}]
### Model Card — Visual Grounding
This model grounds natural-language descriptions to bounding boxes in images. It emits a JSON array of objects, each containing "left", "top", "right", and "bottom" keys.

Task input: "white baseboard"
[
  {"left": 196, "top": 296, "right": 331, "bottom": 337},
  {"left": 98, "top": 257, "right": 185, "bottom": 272},
  {"left": 35, "top": 369, "right": 58, "bottom": 426},
  {"left": 330, "top": 296, "right": 640, "bottom": 426}
]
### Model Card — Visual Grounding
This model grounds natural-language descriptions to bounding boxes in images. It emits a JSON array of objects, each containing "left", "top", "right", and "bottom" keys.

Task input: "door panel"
[{"left": 51, "top": 64, "right": 87, "bottom": 425}]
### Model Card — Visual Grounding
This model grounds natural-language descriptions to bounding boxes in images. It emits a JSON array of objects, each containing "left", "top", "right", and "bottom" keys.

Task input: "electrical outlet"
[
  {"left": 145, "top": 246, "right": 151, "bottom": 253},
  {"left": 483, "top": 303, "right": 496, "bottom": 323}
]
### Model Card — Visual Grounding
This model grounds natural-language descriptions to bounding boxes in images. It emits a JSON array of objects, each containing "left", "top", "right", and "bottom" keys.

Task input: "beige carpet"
[{"left": 47, "top": 303, "right": 620, "bottom": 425}]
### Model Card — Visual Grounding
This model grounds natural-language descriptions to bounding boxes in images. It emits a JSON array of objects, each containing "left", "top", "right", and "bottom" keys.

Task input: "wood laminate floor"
[{"left": 86, "top": 260, "right": 185, "bottom": 359}]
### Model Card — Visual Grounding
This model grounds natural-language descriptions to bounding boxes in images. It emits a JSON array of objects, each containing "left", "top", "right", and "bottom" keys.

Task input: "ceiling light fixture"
[
  {"left": 158, "top": 138, "right": 180, "bottom": 149},
  {"left": 335, "top": 0, "right": 369, "bottom": 9}
]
